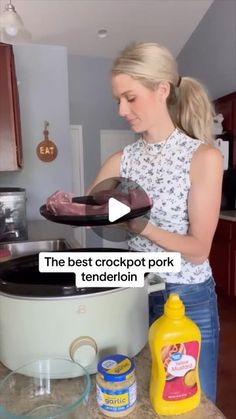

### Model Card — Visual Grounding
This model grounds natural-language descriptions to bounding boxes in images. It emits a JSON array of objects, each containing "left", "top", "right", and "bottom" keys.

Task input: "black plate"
[{"left": 39, "top": 196, "right": 152, "bottom": 227}]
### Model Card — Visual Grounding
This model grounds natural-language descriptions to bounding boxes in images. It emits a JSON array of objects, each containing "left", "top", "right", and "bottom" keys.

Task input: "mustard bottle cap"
[{"left": 164, "top": 293, "right": 185, "bottom": 319}]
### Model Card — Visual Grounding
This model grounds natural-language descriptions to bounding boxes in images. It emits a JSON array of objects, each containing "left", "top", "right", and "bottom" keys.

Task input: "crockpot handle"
[
  {"left": 146, "top": 273, "right": 166, "bottom": 294},
  {"left": 69, "top": 336, "right": 98, "bottom": 368}
]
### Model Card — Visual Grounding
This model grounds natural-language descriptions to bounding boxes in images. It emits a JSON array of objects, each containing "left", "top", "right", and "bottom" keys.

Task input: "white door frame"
[{"left": 70, "top": 124, "right": 86, "bottom": 247}]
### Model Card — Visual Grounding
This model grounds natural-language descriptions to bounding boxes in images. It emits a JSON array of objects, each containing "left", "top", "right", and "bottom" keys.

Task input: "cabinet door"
[
  {"left": 233, "top": 98, "right": 236, "bottom": 167},
  {"left": 0, "top": 43, "right": 23, "bottom": 170},
  {"left": 230, "top": 223, "right": 236, "bottom": 296},
  {"left": 209, "top": 220, "right": 231, "bottom": 295},
  {"left": 10, "top": 47, "right": 23, "bottom": 168}
]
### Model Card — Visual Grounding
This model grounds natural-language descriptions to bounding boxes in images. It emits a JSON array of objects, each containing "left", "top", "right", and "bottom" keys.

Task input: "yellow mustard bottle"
[{"left": 149, "top": 293, "right": 201, "bottom": 415}]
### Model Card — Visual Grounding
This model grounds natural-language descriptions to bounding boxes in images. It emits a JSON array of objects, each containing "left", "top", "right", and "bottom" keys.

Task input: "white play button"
[{"left": 108, "top": 198, "right": 131, "bottom": 222}]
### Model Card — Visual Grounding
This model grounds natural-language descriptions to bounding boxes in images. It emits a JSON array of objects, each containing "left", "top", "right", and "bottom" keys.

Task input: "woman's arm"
[
  {"left": 137, "top": 144, "right": 224, "bottom": 264},
  {"left": 86, "top": 150, "right": 123, "bottom": 195}
]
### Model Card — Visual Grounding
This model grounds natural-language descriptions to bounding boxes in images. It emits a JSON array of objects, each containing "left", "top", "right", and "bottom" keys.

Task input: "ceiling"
[{"left": 4, "top": 0, "right": 214, "bottom": 58}]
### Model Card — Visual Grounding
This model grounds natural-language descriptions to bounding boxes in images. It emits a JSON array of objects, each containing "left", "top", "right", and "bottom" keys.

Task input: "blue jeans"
[{"left": 149, "top": 277, "right": 220, "bottom": 403}]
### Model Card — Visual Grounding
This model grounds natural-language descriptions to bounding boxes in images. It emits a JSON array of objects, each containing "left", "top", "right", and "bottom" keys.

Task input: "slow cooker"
[
  {"left": 0, "top": 188, "right": 28, "bottom": 242},
  {"left": 0, "top": 248, "right": 161, "bottom": 376}
]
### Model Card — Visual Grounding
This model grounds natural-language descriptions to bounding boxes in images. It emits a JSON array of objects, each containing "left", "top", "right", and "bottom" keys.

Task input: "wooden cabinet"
[
  {"left": 214, "top": 92, "right": 236, "bottom": 167},
  {"left": 0, "top": 43, "right": 23, "bottom": 170},
  {"left": 210, "top": 219, "right": 236, "bottom": 297},
  {"left": 230, "top": 223, "right": 236, "bottom": 296}
]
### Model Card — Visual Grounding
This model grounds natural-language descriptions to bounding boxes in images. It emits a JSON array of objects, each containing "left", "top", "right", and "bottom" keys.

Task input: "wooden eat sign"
[{"left": 36, "top": 121, "right": 58, "bottom": 162}]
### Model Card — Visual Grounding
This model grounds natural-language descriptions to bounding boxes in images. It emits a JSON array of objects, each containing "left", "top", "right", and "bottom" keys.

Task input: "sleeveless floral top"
[{"left": 120, "top": 128, "right": 212, "bottom": 284}]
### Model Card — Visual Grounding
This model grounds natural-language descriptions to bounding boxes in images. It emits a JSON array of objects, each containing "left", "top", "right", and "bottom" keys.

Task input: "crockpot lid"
[{"left": 0, "top": 248, "right": 129, "bottom": 298}]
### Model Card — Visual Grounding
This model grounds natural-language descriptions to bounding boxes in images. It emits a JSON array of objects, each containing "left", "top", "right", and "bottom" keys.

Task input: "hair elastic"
[{"left": 177, "top": 76, "right": 182, "bottom": 87}]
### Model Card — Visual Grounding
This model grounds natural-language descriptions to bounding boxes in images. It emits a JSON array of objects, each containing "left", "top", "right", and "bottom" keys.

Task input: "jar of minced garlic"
[{"left": 96, "top": 354, "right": 137, "bottom": 417}]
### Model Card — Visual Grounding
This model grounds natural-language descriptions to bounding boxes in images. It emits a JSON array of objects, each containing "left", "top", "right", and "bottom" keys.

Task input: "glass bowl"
[{"left": 0, "top": 358, "right": 91, "bottom": 418}]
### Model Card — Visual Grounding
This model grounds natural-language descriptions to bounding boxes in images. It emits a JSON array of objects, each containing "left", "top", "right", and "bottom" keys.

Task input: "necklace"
[
  {"left": 143, "top": 138, "right": 169, "bottom": 157},
  {"left": 141, "top": 133, "right": 172, "bottom": 183}
]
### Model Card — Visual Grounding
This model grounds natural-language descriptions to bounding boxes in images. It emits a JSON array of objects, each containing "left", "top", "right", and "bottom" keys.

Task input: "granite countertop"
[
  {"left": 87, "top": 345, "right": 226, "bottom": 419},
  {"left": 0, "top": 345, "right": 226, "bottom": 418},
  {"left": 220, "top": 210, "right": 236, "bottom": 222}
]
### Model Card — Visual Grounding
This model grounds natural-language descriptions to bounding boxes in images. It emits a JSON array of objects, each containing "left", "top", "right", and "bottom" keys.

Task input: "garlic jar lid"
[{"left": 97, "top": 354, "right": 135, "bottom": 382}]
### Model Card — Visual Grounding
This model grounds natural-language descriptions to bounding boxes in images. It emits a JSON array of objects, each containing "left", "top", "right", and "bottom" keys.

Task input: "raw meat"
[
  {"left": 93, "top": 188, "right": 152, "bottom": 209},
  {"left": 46, "top": 190, "right": 108, "bottom": 216},
  {"left": 46, "top": 188, "right": 152, "bottom": 217}
]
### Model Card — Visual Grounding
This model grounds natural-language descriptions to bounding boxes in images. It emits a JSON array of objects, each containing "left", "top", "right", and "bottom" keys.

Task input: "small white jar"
[{"left": 96, "top": 354, "right": 137, "bottom": 418}]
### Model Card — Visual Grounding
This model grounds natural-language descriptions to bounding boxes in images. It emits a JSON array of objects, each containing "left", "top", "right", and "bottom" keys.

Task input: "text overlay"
[{"left": 39, "top": 252, "right": 181, "bottom": 288}]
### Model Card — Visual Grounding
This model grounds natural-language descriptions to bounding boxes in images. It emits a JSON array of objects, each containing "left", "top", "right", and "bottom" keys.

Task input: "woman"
[{"left": 87, "top": 42, "right": 223, "bottom": 403}]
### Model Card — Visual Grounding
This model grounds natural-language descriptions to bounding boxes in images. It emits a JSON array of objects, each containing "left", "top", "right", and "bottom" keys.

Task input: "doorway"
[{"left": 70, "top": 124, "right": 86, "bottom": 247}]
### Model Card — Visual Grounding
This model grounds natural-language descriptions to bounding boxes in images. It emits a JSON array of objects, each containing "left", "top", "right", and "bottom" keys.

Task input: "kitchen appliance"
[
  {"left": 215, "top": 133, "right": 236, "bottom": 210},
  {"left": 0, "top": 188, "right": 27, "bottom": 242},
  {"left": 221, "top": 168, "right": 236, "bottom": 210},
  {"left": 215, "top": 132, "right": 234, "bottom": 171},
  {"left": 0, "top": 250, "right": 161, "bottom": 376}
]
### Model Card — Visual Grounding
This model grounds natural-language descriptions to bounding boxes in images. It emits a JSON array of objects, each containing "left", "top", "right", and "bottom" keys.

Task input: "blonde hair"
[{"left": 112, "top": 43, "right": 215, "bottom": 144}]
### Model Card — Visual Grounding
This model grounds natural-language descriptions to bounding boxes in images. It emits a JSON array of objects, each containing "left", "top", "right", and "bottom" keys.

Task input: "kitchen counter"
[
  {"left": 0, "top": 345, "right": 226, "bottom": 418},
  {"left": 220, "top": 210, "right": 236, "bottom": 222},
  {"left": 87, "top": 345, "right": 226, "bottom": 419}
]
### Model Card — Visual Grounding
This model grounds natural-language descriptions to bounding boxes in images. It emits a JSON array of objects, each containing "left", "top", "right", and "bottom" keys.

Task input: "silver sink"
[{"left": 0, "top": 239, "right": 72, "bottom": 258}]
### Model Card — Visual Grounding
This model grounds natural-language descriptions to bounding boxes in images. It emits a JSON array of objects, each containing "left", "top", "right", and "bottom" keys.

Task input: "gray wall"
[
  {"left": 68, "top": 55, "right": 128, "bottom": 190},
  {"left": 0, "top": 44, "right": 72, "bottom": 220},
  {"left": 68, "top": 55, "right": 129, "bottom": 247},
  {"left": 177, "top": 0, "right": 236, "bottom": 100}
]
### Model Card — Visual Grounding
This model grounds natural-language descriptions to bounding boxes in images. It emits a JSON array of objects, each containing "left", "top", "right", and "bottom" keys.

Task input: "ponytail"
[{"left": 171, "top": 77, "right": 215, "bottom": 145}]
